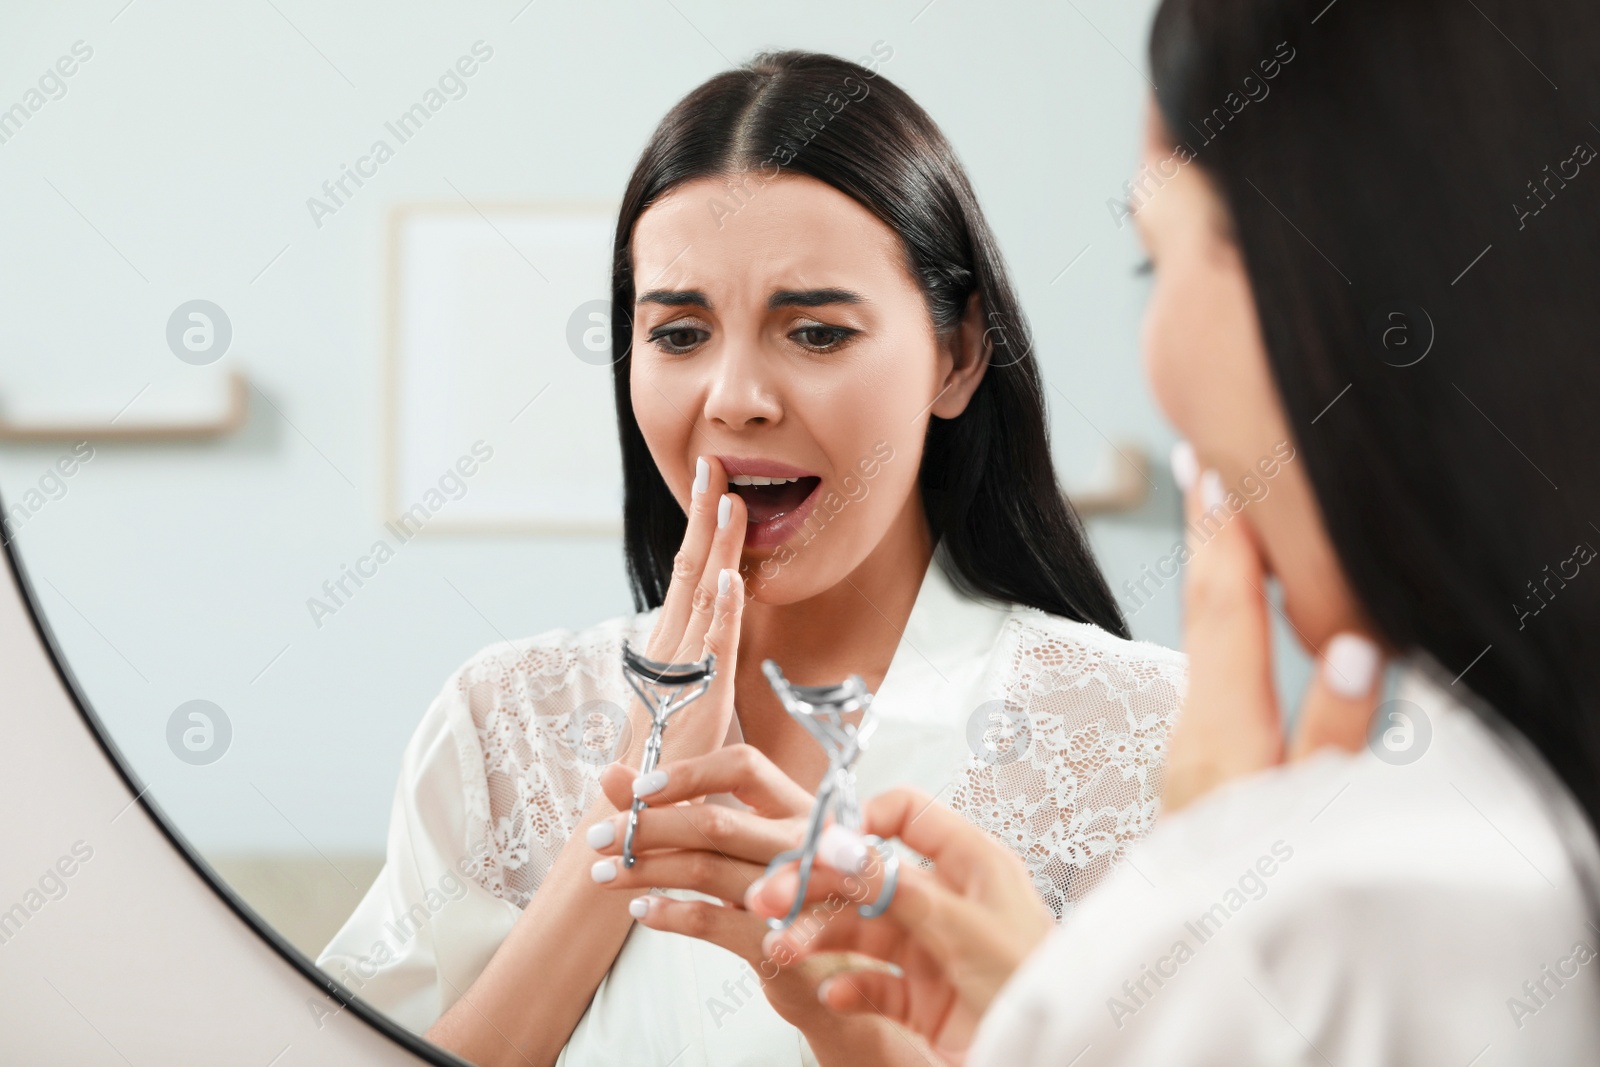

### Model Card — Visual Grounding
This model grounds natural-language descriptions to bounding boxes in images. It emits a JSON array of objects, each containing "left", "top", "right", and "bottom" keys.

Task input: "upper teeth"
[{"left": 730, "top": 475, "right": 800, "bottom": 486}]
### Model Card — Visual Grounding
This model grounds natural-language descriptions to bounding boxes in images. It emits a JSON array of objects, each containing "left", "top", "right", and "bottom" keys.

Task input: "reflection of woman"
[
  {"left": 748, "top": 3, "right": 1600, "bottom": 1064},
  {"left": 319, "top": 51, "right": 1185, "bottom": 1066}
]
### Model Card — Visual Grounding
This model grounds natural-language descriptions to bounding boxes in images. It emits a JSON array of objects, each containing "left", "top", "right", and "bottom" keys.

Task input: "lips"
[{"left": 719, "top": 457, "right": 823, "bottom": 549}]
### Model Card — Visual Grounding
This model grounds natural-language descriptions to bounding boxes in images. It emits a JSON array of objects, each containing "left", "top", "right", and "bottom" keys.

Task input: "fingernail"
[
  {"left": 816, "top": 976, "right": 837, "bottom": 1004},
  {"left": 1200, "top": 469, "right": 1226, "bottom": 512},
  {"left": 744, "top": 876, "right": 769, "bottom": 908},
  {"left": 693, "top": 457, "right": 709, "bottom": 495},
  {"left": 1170, "top": 441, "right": 1197, "bottom": 493},
  {"left": 586, "top": 821, "right": 615, "bottom": 849},
  {"left": 819, "top": 824, "right": 870, "bottom": 875},
  {"left": 634, "top": 769, "right": 668, "bottom": 797},
  {"left": 628, "top": 896, "right": 652, "bottom": 920},
  {"left": 590, "top": 859, "right": 616, "bottom": 883},
  {"left": 718, "top": 494, "right": 732, "bottom": 529},
  {"left": 1323, "top": 632, "right": 1380, "bottom": 698},
  {"left": 762, "top": 930, "right": 785, "bottom": 958},
  {"left": 718, "top": 568, "right": 733, "bottom": 596}
]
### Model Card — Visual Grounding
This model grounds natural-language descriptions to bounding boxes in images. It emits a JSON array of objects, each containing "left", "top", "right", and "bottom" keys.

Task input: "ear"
[{"left": 929, "top": 291, "right": 994, "bottom": 420}]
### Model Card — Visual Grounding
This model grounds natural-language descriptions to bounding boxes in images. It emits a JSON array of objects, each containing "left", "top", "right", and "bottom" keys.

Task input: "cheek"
[
  {"left": 1141, "top": 256, "right": 1270, "bottom": 465},
  {"left": 1140, "top": 272, "right": 1202, "bottom": 436},
  {"left": 804, "top": 337, "right": 938, "bottom": 468},
  {"left": 629, "top": 361, "right": 693, "bottom": 495}
]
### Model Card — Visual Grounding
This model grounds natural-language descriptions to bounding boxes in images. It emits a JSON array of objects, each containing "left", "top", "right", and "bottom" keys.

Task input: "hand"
[
  {"left": 587, "top": 745, "right": 857, "bottom": 1030},
  {"left": 744, "top": 787, "right": 1054, "bottom": 1064},
  {"left": 618, "top": 456, "right": 749, "bottom": 768},
  {"left": 422, "top": 462, "right": 750, "bottom": 1067},
  {"left": 1161, "top": 451, "right": 1386, "bottom": 813}
]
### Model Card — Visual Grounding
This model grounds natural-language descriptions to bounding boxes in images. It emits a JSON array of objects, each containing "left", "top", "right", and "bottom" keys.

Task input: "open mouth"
[{"left": 727, "top": 474, "right": 822, "bottom": 525}]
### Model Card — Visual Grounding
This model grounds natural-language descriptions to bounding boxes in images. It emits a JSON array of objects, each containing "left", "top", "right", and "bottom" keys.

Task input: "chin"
[{"left": 737, "top": 556, "right": 816, "bottom": 606}]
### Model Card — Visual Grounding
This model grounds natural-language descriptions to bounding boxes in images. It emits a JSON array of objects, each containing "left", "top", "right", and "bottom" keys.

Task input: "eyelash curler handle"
[{"left": 619, "top": 642, "right": 716, "bottom": 870}]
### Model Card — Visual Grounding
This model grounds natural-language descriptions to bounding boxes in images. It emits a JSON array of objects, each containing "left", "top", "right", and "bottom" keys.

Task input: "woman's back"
[{"left": 973, "top": 665, "right": 1600, "bottom": 1066}]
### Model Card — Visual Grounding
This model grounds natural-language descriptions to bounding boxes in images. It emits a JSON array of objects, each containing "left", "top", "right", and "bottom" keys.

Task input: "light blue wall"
[{"left": 0, "top": 0, "right": 1306, "bottom": 855}]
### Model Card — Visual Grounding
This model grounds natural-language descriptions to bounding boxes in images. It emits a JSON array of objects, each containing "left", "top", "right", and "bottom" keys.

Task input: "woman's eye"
[
  {"left": 648, "top": 325, "right": 708, "bottom": 354},
  {"left": 790, "top": 324, "right": 857, "bottom": 351}
]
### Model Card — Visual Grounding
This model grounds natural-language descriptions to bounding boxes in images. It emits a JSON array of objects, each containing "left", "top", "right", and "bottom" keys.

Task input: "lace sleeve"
[
  {"left": 449, "top": 614, "right": 653, "bottom": 909},
  {"left": 946, "top": 611, "right": 1187, "bottom": 921}
]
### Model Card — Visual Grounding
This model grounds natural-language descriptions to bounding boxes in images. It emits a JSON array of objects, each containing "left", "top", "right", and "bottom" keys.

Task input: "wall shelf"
[{"left": 0, "top": 372, "right": 249, "bottom": 443}]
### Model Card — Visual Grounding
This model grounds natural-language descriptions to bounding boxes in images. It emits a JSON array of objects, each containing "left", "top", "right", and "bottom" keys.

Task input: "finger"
[
  {"left": 598, "top": 761, "right": 635, "bottom": 813},
  {"left": 585, "top": 798, "right": 801, "bottom": 865},
  {"left": 650, "top": 455, "right": 726, "bottom": 656},
  {"left": 755, "top": 851, "right": 1034, "bottom": 1034},
  {"left": 756, "top": 855, "right": 1016, "bottom": 1008},
  {"left": 749, "top": 794, "right": 1046, "bottom": 939},
  {"left": 747, "top": 847, "right": 932, "bottom": 958},
  {"left": 754, "top": 872, "right": 910, "bottom": 963},
  {"left": 1165, "top": 463, "right": 1283, "bottom": 811},
  {"left": 650, "top": 567, "right": 748, "bottom": 766},
  {"left": 862, "top": 788, "right": 1023, "bottom": 891},
  {"left": 820, "top": 969, "right": 972, "bottom": 1057},
  {"left": 649, "top": 565, "right": 745, "bottom": 762},
  {"left": 744, "top": 791, "right": 1019, "bottom": 929},
  {"left": 628, "top": 893, "right": 767, "bottom": 961},
  {"left": 677, "top": 491, "right": 747, "bottom": 660},
  {"left": 631, "top": 742, "right": 813, "bottom": 816},
  {"left": 590, "top": 847, "right": 765, "bottom": 902},
  {"left": 1290, "top": 632, "right": 1384, "bottom": 760},
  {"left": 817, "top": 970, "right": 913, "bottom": 1023}
]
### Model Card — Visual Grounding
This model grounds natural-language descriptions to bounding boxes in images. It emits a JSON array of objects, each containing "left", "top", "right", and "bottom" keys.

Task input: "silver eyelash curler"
[
  {"left": 620, "top": 642, "right": 716, "bottom": 869},
  {"left": 761, "top": 660, "right": 898, "bottom": 930}
]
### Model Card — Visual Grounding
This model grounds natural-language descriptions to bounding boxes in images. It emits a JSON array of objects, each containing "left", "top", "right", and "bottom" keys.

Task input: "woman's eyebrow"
[
  {"left": 769, "top": 288, "right": 862, "bottom": 309},
  {"left": 637, "top": 289, "right": 711, "bottom": 309}
]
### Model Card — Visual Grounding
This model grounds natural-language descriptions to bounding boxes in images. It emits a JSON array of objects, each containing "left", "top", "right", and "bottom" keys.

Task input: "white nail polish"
[
  {"left": 718, "top": 568, "right": 732, "bottom": 596},
  {"left": 693, "top": 457, "right": 709, "bottom": 495},
  {"left": 586, "top": 821, "right": 615, "bottom": 849},
  {"left": 628, "top": 896, "right": 651, "bottom": 920},
  {"left": 816, "top": 976, "right": 836, "bottom": 1004},
  {"left": 634, "top": 769, "right": 669, "bottom": 797},
  {"left": 717, "top": 494, "right": 732, "bottom": 529},
  {"left": 1200, "top": 469, "right": 1226, "bottom": 512},
  {"left": 591, "top": 859, "right": 616, "bottom": 883},
  {"left": 1323, "top": 633, "right": 1380, "bottom": 698},
  {"left": 819, "top": 824, "right": 870, "bottom": 874},
  {"left": 1170, "top": 441, "right": 1198, "bottom": 493}
]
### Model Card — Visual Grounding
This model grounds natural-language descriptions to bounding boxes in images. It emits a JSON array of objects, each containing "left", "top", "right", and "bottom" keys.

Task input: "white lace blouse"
[{"left": 318, "top": 559, "right": 1187, "bottom": 1065}]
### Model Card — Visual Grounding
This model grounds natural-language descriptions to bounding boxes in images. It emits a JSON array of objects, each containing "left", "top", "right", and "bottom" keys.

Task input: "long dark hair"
[
  {"left": 1150, "top": 1, "right": 1600, "bottom": 836},
  {"left": 608, "top": 50, "right": 1127, "bottom": 636}
]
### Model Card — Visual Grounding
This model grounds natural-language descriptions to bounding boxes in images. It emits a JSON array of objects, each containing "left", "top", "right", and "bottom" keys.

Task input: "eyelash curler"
[
  {"left": 760, "top": 660, "right": 898, "bottom": 930},
  {"left": 620, "top": 642, "right": 717, "bottom": 869}
]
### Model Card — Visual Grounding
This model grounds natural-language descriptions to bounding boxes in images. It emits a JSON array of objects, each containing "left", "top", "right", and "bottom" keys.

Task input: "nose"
[{"left": 702, "top": 345, "right": 783, "bottom": 430}]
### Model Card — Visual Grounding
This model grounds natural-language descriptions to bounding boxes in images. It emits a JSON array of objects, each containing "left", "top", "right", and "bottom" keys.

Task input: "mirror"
[{"left": 0, "top": 1, "right": 1310, "bottom": 1063}]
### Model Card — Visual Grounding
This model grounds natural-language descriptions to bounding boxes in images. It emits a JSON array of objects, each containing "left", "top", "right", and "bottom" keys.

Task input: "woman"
[
  {"left": 319, "top": 51, "right": 1186, "bottom": 1066},
  {"left": 746, "top": 2, "right": 1600, "bottom": 1064}
]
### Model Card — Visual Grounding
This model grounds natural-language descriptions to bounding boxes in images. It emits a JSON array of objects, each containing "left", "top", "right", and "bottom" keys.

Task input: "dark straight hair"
[
  {"left": 608, "top": 50, "right": 1128, "bottom": 637},
  {"left": 1150, "top": 1, "right": 1600, "bottom": 836}
]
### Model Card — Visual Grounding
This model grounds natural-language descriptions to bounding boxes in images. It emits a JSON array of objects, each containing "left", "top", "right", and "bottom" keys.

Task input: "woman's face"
[
  {"left": 1132, "top": 101, "right": 1366, "bottom": 648},
  {"left": 628, "top": 173, "right": 985, "bottom": 604}
]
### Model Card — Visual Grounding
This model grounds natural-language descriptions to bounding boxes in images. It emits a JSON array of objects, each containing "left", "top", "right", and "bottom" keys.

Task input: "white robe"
[
  {"left": 971, "top": 666, "right": 1600, "bottom": 1067},
  {"left": 318, "top": 559, "right": 1187, "bottom": 1065}
]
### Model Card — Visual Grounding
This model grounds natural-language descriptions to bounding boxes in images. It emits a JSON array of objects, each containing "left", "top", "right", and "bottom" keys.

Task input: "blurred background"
[{"left": 0, "top": 0, "right": 1306, "bottom": 965}]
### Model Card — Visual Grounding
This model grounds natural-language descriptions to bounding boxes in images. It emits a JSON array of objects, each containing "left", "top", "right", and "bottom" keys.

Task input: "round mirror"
[{"left": 0, "top": 3, "right": 1308, "bottom": 1063}]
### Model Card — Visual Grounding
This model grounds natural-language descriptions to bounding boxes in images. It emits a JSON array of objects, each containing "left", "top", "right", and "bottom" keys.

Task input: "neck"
[{"left": 731, "top": 491, "right": 934, "bottom": 790}]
